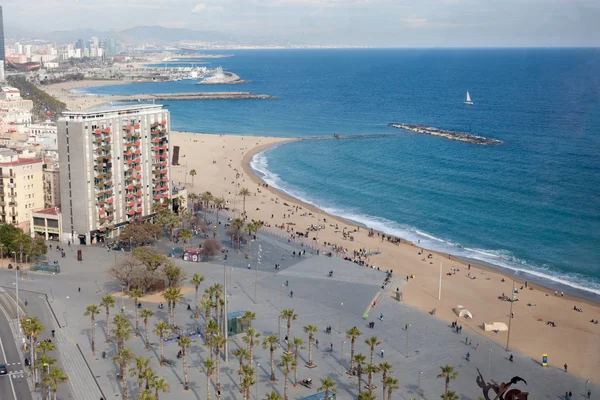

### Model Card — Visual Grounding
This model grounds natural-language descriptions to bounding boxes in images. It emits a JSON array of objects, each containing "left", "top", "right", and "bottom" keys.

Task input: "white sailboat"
[{"left": 464, "top": 90, "right": 473, "bottom": 105}]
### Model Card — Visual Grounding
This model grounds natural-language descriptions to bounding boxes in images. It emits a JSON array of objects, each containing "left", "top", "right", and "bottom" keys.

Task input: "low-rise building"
[
  {"left": 43, "top": 161, "right": 60, "bottom": 209},
  {"left": 30, "top": 207, "right": 62, "bottom": 241},
  {"left": 0, "top": 150, "right": 44, "bottom": 232}
]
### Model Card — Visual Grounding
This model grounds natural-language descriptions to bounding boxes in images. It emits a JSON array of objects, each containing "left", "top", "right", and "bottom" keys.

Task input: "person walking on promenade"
[{"left": 564, "top": 363, "right": 568, "bottom": 372}]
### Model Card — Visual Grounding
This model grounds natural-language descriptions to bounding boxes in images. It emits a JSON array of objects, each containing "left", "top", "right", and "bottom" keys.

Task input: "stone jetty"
[{"left": 388, "top": 123, "right": 502, "bottom": 145}]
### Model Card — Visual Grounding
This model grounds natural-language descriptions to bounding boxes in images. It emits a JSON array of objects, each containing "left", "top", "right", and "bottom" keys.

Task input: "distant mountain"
[
  {"left": 8, "top": 25, "right": 240, "bottom": 46},
  {"left": 118, "top": 26, "right": 238, "bottom": 45}
]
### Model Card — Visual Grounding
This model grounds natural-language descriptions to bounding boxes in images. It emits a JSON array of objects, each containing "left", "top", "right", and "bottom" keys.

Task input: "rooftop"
[
  {"left": 0, "top": 157, "right": 43, "bottom": 166},
  {"left": 34, "top": 208, "right": 59, "bottom": 216},
  {"left": 61, "top": 104, "right": 165, "bottom": 119}
]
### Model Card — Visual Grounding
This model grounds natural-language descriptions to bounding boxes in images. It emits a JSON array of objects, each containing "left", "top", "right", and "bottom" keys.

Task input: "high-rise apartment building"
[
  {"left": 0, "top": 150, "right": 45, "bottom": 232},
  {"left": 58, "top": 105, "right": 171, "bottom": 245},
  {"left": 0, "top": 6, "right": 5, "bottom": 81}
]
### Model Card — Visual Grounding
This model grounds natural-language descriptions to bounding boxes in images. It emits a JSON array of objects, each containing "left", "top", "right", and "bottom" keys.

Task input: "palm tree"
[
  {"left": 384, "top": 377, "right": 399, "bottom": 400},
  {"left": 213, "top": 196, "right": 225, "bottom": 238},
  {"left": 140, "top": 309, "right": 154, "bottom": 350},
  {"left": 113, "top": 314, "right": 132, "bottom": 352},
  {"left": 232, "top": 347, "right": 248, "bottom": 374},
  {"left": 292, "top": 337, "right": 305, "bottom": 386},
  {"left": 346, "top": 327, "right": 362, "bottom": 373},
  {"left": 213, "top": 333, "right": 226, "bottom": 391},
  {"left": 353, "top": 353, "right": 366, "bottom": 395},
  {"left": 239, "top": 364, "right": 256, "bottom": 400},
  {"left": 136, "top": 389, "right": 155, "bottom": 400},
  {"left": 100, "top": 295, "right": 115, "bottom": 342},
  {"left": 177, "top": 336, "right": 192, "bottom": 390},
  {"left": 358, "top": 391, "right": 377, "bottom": 400},
  {"left": 242, "top": 328, "right": 261, "bottom": 365},
  {"left": 264, "top": 391, "right": 283, "bottom": 400},
  {"left": 231, "top": 217, "right": 245, "bottom": 251},
  {"left": 199, "top": 297, "right": 214, "bottom": 324},
  {"left": 379, "top": 362, "right": 393, "bottom": 399},
  {"left": 36, "top": 339, "right": 55, "bottom": 357},
  {"left": 205, "top": 320, "right": 220, "bottom": 360},
  {"left": 262, "top": 334, "right": 279, "bottom": 381},
  {"left": 142, "top": 367, "right": 156, "bottom": 391},
  {"left": 365, "top": 364, "right": 380, "bottom": 391},
  {"left": 44, "top": 366, "right": 68, "bottom": 400},
  {"left": 203, "top": 358, "right": 215, "bottom": 400},
  {"left": 35, "top": 353, "right": 56, "bottom": 398},
  {"left": 189, "top": 169, "right": 197, "bottom": 187},
  {"left": 280, "top": 309, "right": 298, "bottom": 354},
  {"left": 303, "top": 324, "right": 318, "bottom": 367},
  {"left": 84, "top": 305, "right": 101, "bottom": 354},
  {"left": 153, "top": 321, "right": 171, "bottom": 366},
  {"left": 114, "top": 347, "right": 134, "bottom": 400},
  {"left": 21, "top": 316, "right": 44, "bottom": 385},
  {"left": 437, "top": 365, "right": 459, "bottom": 394},
  {"left": 441, "top": 391, "right": 460, "bottom": 400},
  {"left": 201, "top": 191, "right": 213, "bottom": 223},
  {"left": 365, "top": 336, "right": 382, "bottom": 365},
  {"left": 188, "top": 192, "right": 198, "bottom": 210},
  {"left": 130, "top": 289, "right": 143, "bottom": 337},
  {"left": 239, "top": 188, "right": 251, "bottom": 214},
  {"left": 163, "top": 287, "right": 183, "bottom": 327},
  {"left": 245, "top": 222, "right": 259, "bottom": 258},
  {"left": 179, "top": 228, "right": 193, "bottom": 244},
  {"left": 130, "top": 356, "right": 150, "bottom": 395},
  {"left": 278, "top": 353, "right": 294, "bottom": 400},
  {"left": 318, "top": 377, "right": 338, "bottom": 400},
  {"left": 150, "top": 376, "right": 170, "bottom": 400},
  {"left": 241, "top": 311, "right": 256, "bottom": 329},
  {"left": 190, "top": 273, "right": 205, "bottom": 318}
]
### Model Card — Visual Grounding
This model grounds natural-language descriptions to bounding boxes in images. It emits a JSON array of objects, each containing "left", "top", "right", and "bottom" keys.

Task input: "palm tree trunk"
[
  {"left": 445, "top": 378, "right": 449, "bottom": 394},
  {"left": 160, "top": 338, "right": 165, "bottom": 365},
  {"left": 91, "top": 318, "right": 96, "bottom": 353},
  {"left": 284, "top": 370, "right": 289, "bottom": 400},
  {"left": 121, "top": 366, "right": 128, "bottom": 400},
  {"left": 172, "top": 302, "right": 177, "bottom": 328},
  {"left": 216, "top": 209, "right": 220, "bottom": 238},
  {"left": 54, "top": 390, "right": 58, "bottom": 400},
  {"left": 135, "top": 308, "right": 139, "bottom": 337},
  {"left": 382, "top": 371, "right": 387, "bottom": 399},
  {"left": 287, "top": 323, "right": 291, "bottom": 353},
  {"left": 248, "top": 341, "right": 254, "bottom": 365},
  {"left": 30, "top": 337, "right": 36, "bottom": 384},
  {"left": 358, "top": 369, "right": 363, "bottom": 395},
  {"left": 216, "top": 349, "right": 221, "bottom": 391},
  {"left": 247, "top": 238, "right": 251, "bottom": 258},
  {"left": 206, "top": 374, "right": 211, "bottom": 400},
  {"left": 270, "top": 347, "right": 276, "bottom": 381},
  {"left": 183, "top": 354, "right": 189, "bottom": 390},
  {"left": 388, "top": 388, "right": 392, "bottom": 400},
  {"left": 308, "top": 340, "right": 313, "bottom": 365},
  {"left": 350, "top": 340, "right": 355, "bottom": 371},
  {"left": 368, "top": 370, "right": 373, "bottom": 390},
  {"left": 106, "top": 310, "right": 111, "bottom": 342},
  {"left": 144, "top": 321, "right": 150, "bottom": 350}
]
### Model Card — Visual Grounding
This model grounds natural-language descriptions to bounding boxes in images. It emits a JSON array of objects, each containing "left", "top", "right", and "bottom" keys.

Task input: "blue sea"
[{"left": 83, "top": 49, "right": 600, "bottom": 298}]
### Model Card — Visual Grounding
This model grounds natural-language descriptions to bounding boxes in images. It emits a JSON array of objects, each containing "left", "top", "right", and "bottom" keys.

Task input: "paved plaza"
[{"left": 0, "top": 224, "right": 597, "bottom": 400}]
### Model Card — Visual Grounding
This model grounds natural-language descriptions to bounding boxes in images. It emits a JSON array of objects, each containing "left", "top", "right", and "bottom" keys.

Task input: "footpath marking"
[{"left": 0, "top": 333, "right": 18, "bottom": 400}]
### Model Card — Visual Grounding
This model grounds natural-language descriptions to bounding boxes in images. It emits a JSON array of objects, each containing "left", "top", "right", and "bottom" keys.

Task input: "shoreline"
[
  {"left": 243, "top": 141, "right": 600, "bottom": 307},
  {"left": 37, "top": 78, "right": 600, "bottom": 382}
]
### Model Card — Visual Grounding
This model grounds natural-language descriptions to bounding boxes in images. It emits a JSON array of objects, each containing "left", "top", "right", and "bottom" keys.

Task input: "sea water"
[{"left": 83, "top": 49, "right": 600, "bottom": 297}]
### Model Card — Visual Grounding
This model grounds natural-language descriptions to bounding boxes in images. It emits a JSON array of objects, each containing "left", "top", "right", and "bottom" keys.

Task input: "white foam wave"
[{"left": 250, "top": 150, "right": 600, "bottom": 297}]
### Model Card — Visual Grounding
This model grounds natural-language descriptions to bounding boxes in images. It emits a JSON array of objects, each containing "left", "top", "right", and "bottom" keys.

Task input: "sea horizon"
[{"left": 81, "top": 48, "right": 600, "bottom": 300}]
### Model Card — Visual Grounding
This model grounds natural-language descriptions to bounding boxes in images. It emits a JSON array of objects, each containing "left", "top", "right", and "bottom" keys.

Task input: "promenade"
[{"left": 0, "top": 224, "right": 596, "bottom": 400}]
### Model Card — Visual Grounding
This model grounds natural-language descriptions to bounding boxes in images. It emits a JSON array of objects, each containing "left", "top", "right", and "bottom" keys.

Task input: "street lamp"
[
  {"left": 255, "top": 363, "right": 260, "bottom": 400},
  {"left": 223, "top": 261, "right": 228, "bottom": 362},
  {"left": 64, "top": 296, "right": 70, "bottom": 327},
  {"left": 418, "top": 371, "right": 423, "bottom": 400},
  {"left": 405, "top": 323, "right": 411, "bottom": 357},
  {"left": 12, "top": 251, "right": 20, "bottom": 331},
  {"left": 341, "top": 340, "right": 346, "bottom": 369}
]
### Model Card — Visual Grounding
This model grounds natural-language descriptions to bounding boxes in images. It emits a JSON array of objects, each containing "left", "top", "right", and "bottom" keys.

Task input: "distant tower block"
[
  {"left": 172, "top": 145, "right": 180, "bottom": 166},
  {"left": 0, "top": 6, "right": 5, "bottom": 82}
]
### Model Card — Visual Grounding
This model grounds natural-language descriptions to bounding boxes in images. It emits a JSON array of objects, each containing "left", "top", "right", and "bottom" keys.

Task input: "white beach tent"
[
  {"left": 483, "top": 322, "right": 508, "bottom": 332},
  {"left": 453, "top": 305, "right": 473, "bottom": 319}
]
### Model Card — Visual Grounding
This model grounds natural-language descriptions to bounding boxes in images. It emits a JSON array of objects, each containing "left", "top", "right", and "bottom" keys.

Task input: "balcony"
[
  {"left": 8, "top": 192, "right": 17, "bottom": 199},
  {"left": 9, "top": 211, "right": 18, "bottom": 217},
  {"left": 8, "top": 201, "right": 17, "bottom": 207}
]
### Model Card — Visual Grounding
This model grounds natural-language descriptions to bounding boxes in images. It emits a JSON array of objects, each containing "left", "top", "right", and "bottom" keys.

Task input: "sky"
[{"left": 4, "top": 0, "right": 600, "bottom": 47}]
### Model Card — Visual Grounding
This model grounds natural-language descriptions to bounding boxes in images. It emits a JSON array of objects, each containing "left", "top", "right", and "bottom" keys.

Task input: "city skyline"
[{"left": 3, "top": 0, "right": 600, "bottom": 47}]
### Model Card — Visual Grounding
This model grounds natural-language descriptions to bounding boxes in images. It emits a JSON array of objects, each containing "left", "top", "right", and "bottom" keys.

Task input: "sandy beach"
[
  {"left": 44, "top": 82, "right": 599, "bottom": 383},
  {"left": 169, "top": 130, "right": 600, "bottom": 384},
  {"left": 42, "top": 79, "right": 140, "bottom": 110}
]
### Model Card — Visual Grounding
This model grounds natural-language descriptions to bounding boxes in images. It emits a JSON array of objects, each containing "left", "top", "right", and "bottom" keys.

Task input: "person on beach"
[{"left": 564, "top": 363, "right": 568, "bottom": 372}]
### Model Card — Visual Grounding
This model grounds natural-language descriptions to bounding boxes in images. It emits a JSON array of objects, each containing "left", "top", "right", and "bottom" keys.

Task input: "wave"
[{"left": 250, "top": 149, "right": 600, "bottom": 298}]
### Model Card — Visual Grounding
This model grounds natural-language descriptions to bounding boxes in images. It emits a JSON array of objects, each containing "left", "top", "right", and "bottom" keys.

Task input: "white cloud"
[{"left": 192, "top": 3, "right": 207, "bottom": 12}]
